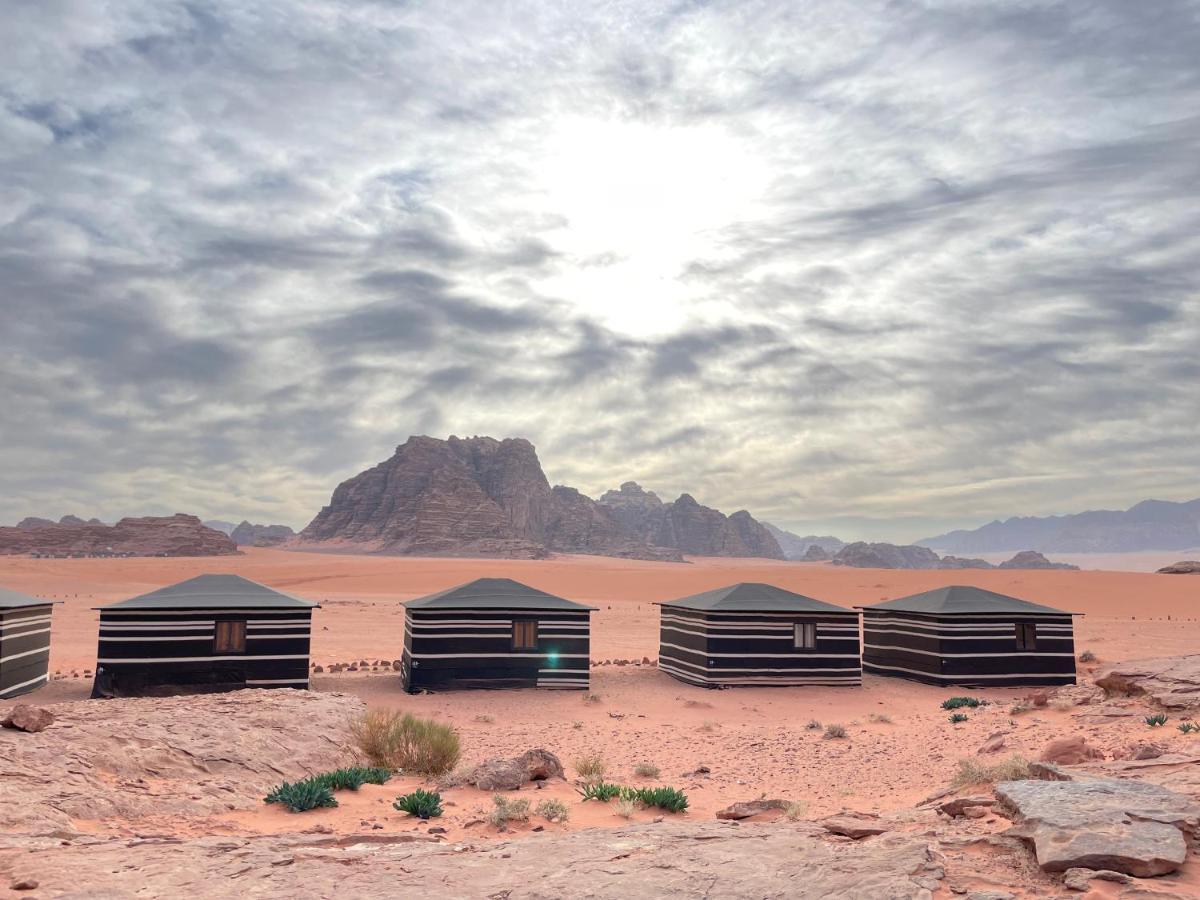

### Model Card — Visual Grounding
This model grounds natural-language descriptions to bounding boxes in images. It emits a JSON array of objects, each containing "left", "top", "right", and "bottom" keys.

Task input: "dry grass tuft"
[
  {"left": 574, "top": 751, "right": 608, "bottom": 782},
  {"left": 952, "top": 755, "right": 1034, "bottom": 787},
  {"left": 350, "top": 709, "right": 461, "bottom": 776},
  {"left": 823, "top": 723, "right": 847, "bottom": 739},
  {"left": 488, "top": 795, "right": 530, "bottom": 831},
  {"left": 535, "top": 798, "right": 569, "bottom": 823},
  {"left": 633, "top": 762, "right": 661, "bottom": 779},
  {"left": 614, "top": 798, "right": 638, "bottom": 819},
  {"left": 784, "top": 800, "right": 807, "bottom": 821},
  {"left": 868, "top": 713, "right": 893, "bottom": 724}
]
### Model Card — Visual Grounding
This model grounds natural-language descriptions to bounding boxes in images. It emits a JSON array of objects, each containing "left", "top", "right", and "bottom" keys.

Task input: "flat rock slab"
[
  {"left": 820, "top": 813, "right": 890, "bottom": 839},
  {"left": 1095, "top": 655, "right": 1200, "bottom": 709},
  {"left": 0, "top": 822, "right": 943, "bottom": 899},
  {"left": 716, "top": 798, "right": 790, "bottom": 820},
  {"left": 995, "top": 778, "right": 1200, "bottom": 877}
]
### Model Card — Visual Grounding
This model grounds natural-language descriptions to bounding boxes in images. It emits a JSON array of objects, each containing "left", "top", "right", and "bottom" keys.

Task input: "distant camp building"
[
  {"left": 402, "top": 578, "right": 594, "bottom": 692},
  {"left": 859, "top": 585, "right": 1077, "bottom": 686},
  {"left": 92, "top": 574, "right": 318, "bottom": 698},
  {"left": 0, "top": 587, "right": 54, "bottom": 700},
  {"left": 657, "top": 582, "right": 862, "bottom": 688}
]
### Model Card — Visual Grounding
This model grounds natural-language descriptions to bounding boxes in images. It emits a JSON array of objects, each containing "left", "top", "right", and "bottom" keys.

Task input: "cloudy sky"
[{"left": 3, "top": 1, "right": 1198, "bottom": 542}]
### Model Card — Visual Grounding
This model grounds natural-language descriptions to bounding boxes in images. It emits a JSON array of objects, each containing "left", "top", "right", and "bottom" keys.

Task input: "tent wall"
[
  {"left": 659, "top": 606, "right": 862, "bottom": 688},
  {"left": 403, "top": 608, "right": 591, "bottom": 692},
  {"left": 93, "top": 607, "right": 313, "bottom": 697},
  {"left": 0, "top": 604, "right": 53, "bottom": 699},
  {"left": 862, "top": 610, "right": 1076, "bottom": 686}
]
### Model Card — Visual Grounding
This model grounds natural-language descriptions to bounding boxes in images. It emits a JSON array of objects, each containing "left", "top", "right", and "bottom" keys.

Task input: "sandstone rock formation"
[
  {"left": 995, "top": 777, "right": 1200, "bottom": 876},
  {"left": 1038, "top": 736, "right": 1104, "bottom": 765},
  {"left": 762, "top": 523, "right": 845, "bottom": 560},
  {"left": 715, "top": 798, "right": 790, "bottom": 819},
  {"left": 301, "top": 438, "right": 776, "bottom": 560},
  {"left": 202, "top": 519, "right": 237, "bottom": 535},
  {"left": 0, "top": 704, "right": 55, "bottom": 733},
  {"left": 819, "top": 811, "right": 890, "bottom": 838},
  {"left": 938, "top": 555, "right": 994, "bottom": 569},
  {"left": 229, "top": 521, "right": 296, "bottom": 547},
  {"left": 0, "top": 514, "right": 237, "bottom": 557},
  {"left": 998, "top": 550, "right": 1079, "bottom": 570},
  {"left": 832, "top": 542, "right": 943, "bottom": 569},
  {"left": 1157, "top": 560, "right": 1200, "bottom": 574},
  {"left": 803, "top": 544, "right": 831, "bottom": 561},
  {"left": 466, "top": 748, "right": 566, "bottom": 791},
  {"left": 1095, "top": 655, "right": 1200, "bottom": 709}
]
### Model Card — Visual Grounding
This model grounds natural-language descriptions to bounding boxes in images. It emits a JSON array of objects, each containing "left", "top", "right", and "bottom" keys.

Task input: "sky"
[{"left": 2, "top": 0, "right": 1198, "bottom": 543}]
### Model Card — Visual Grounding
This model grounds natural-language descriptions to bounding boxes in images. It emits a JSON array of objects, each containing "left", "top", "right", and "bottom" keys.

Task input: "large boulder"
[
  {"left": 995, "top": 778, "right": 1200, "bottom": 877},
  {"left": 1157, "top": 560, "right": 1200, "bottom": 574},
  {"left": 468, "top": 748, "right": 565, "bottom": 791},
  {"left": 1094, "top": 655, "right": 1200, "bottom": 709},
  {"left": 1038, "top": 736, "right": 1104, "bottom": 765}
]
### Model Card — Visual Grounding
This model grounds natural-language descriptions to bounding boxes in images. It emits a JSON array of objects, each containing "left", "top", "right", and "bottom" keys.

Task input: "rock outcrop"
[
  {"left": 762, "top": 523, "right": 845, "bottom": 560},
  {"left": 0, "top": 705, "right": 55, "bottom": 733},
  {"left": 543, "top": 487, "right": 681, "bottom": 561},
  {"left": 832, "top": 542, "right": 943, "bottom": 569},
  {"left": 995, "top": 777, "right": 1200, "bottom": 876},
  {"left": 938, "top": 555, "right": 994, "bottom": 569},
  {"left": 466, "top": 748, "right": 566, "bottom": 791},
  {"left": 202, "top": 519, "right": 237, "bottom": 535},
  {"left": 715, "top": 798, "right": 791, "bottom": 820},
  {"left": 998, "top": 550, "right": 1079, "bottom": 571},
  {"left": 229, "top": 521, "right": 296, "bottom": 547},
  {"left": 1095, "top": 655, "right": 1200, "bottom": 709},
  {"left": 597, "top": 482, "right": 668, "bottom": 542},
  {"left": 1157, "top": 560, "right": 1200, "bottom": 574},
  {"left": 803, "top": 544, "right": 831, "bottom": 561},
  {"left": 0, "top": 514, "right": 237, "bottom": 557}
]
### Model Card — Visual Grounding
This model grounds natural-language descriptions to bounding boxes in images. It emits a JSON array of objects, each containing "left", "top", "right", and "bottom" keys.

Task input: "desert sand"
[{"left": 3, "top": 549, "right": 1200, "bottom": 897}]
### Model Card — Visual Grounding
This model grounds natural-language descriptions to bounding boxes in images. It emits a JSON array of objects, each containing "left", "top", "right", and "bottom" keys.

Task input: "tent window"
[
  {"left": 794, "top": 622, "right": 817, "bottom": 650},
  {"left": 215, "top": 620, "right": 246, "bottom": 653},
  {"left": 1015, "top": 623, "right": 1037, "bottom": 651},
  {"left": 513, "top": 620, "right": 538, "bottom": 650}
]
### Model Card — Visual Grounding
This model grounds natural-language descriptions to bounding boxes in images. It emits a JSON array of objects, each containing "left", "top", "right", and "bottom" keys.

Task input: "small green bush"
[
  {"left": 941, "top": 697, "right": 982, "bottom": 710},
  {"left": 264, "top": 779, "right": 338, "bottom": 813},
  {"left": 312, "top": 766, "right": 392, "bottom": 792},
  {"left": 823, "top": 723, "right": 847, "bottom": 739},
  {"left": 488, "top": 795, "right": 530, "bottom": 831},
  {"left": 393, "top": 789, "right": 443, "bottom": 819},
  {"left": 949, "top": 712, "right": 969, "bottom": 724},
  {"left": 633, "top": 762, "right": 661, "bottom": 778},
  {"left": 632, "top": 786, "right": 688, "bottom": 813},
  {"left": 1178, "top": 722, "right": 1200, "bottom": 734},
  {"left": 1145, "top": 714, "right": 1169, "bottom": 727},
  {"left": 578, "top": 781, "right": 624, "bottom": 801},
  {"left": 535, "top": 798, "right": 569, "bottom": 823}
]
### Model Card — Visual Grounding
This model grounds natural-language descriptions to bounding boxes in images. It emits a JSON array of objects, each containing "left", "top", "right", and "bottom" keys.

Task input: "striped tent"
[
  {"left": 0, "top": 587, "right": 54, "bottom": 700},
  {"left": 402, "top": 578, "right": 594, "bottom": 692},
  {"left": 657, "top": 583, "right": 861, "bottom": 688},
  {"left": 92, "top": 574, "right": 318, "bottom": 697},
  {"left": 859, "top": 585, "right": 1078, "bottom": 686}
]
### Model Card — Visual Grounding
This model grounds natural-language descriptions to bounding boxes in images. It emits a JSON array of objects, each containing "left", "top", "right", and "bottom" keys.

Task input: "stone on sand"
[
  {"left": 716, "top": 799, "right": 790, "bottom": 820},
  {"left": 1038, "top": 736, "right": 1104, "bottom": 765},
  {"left": 819, "top": 811, "right": 889, "bottom": 839},
  {"left": 1, "top": 705, "right": 55, "bottom": 733},
  {"left": 1094, "top": 654, "right": 1200, "bottom": 709},
  {"left": 469, "top": 748, "right": 565, "bottom": 791}
]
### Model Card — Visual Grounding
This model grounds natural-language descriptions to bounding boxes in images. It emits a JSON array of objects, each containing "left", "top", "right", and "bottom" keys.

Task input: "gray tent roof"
[
  {"left": 859, "top": 585, "right": 1075, "bottom": 616},
  {"left": 661, "top": 582, "right": 853, "bottom": 614},
  {"left": 405, "top": 578, "right": 595, "bottom": 612},
  {"left": 0, "top": 586, "right": 54, "bottom": 610},
  {"left": 98, "top": 574, "right": 318, "bottom": 610}
]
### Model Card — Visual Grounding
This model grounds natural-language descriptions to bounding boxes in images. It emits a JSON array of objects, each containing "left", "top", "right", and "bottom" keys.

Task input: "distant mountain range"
[
  {"left": 918, "top": 498, "right": 1200, "bottom": 554},
  {"left": 761, "top": 524, "right": 845, "bottom": 560}
]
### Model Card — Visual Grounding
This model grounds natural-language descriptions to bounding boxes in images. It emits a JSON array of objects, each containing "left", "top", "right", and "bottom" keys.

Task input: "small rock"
[
  {"left": 966, "top": 892, "right": 1014, "bottom": 900},
  {"left": 1038, "top": 735, "right": 1104, "bottom": 765},
  {"left": 11, "top": 879, "right": 39, "bottom": 891},
  {"left": 939, "top": 797, "right": 995, "bottom": 818},
  {"left": 1, "top": 704, "right": 55, "bottom": 733},
  {"left": 1062, "top": 867, "right": 1131, "bottom": 891},
  {"left": 428, "top": 826, "right": 447, "bottom": 834},
  {"left": 977, "top": 732, "right": 1007, "bottom": 754},
  {"left": 313, "top": 665, "right": 324, "bottom": 674},
  {"left": 819, "top": 812, "right": 888, "bottom": 839}
]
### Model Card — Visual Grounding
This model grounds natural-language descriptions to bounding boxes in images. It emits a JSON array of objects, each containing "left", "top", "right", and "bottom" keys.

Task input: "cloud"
[{"left": 1, "top": 0, "right": 1198, "bottom": 542}]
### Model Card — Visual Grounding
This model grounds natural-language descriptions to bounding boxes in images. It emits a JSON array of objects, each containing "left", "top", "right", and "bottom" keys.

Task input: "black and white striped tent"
[
  {"left": 0, "top": 587, "right": 54, "bottom": 700},
  {"left": 402, "top": 578, "right": 594, "bottom": 692},
  {"left": 859, "top": 585, "right": 1078, "bottom": 686},
  {"left": 657, "top": 583, "right": 862, "bottom": 688},
  {"left": 92, "top": 574, "right": 318, "bottom": 698}
]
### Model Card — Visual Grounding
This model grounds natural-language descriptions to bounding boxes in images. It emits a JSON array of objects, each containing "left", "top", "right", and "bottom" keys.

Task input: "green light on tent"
[{"left": 546, "top": 650, "right": 560, "bottom": 668}]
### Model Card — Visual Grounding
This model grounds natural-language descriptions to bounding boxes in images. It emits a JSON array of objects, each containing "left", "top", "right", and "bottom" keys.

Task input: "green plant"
[
  {"left": 805, "top": 719, "right": 822, "bottom": 730},
  {"left": 941, "top": 697, "right": 982, "bottom": 710},
  {"left": 952, "top": 755, "right": 1033, "bottom": 788},
  {"left": 574, "top": 751, "right": 608, "bottom": 782},
  {"left": 1145, "top": 714, "right": 1169, "bottom": 727},
  {"left": 578, "top": 781, "right": 624, "bottom": 802},
  {"left": 312, "top": 766, "right": 392, "bottom": 792},
  {"left": 1078, "top": 650, "right": 1096, "bottom": 663},
  {"left": 633, "top": 762, "right": 661, "bottom": 778},
  {"left": 264, "top": 779, "right": 338, "bottom": 813},
  {"left": 823, "top": 723, "right": 847, "bottom": 739},
  {"left": 350, "top": 709, "right": 461, "bottom": 775},
  {"left": 949, "top": 712, "right": 969, "bottom": 724},
  {"left": 535, "top": 798, "right": 569, "bottom": 823},
  {"left": 393, "top": 789, "right": 443, "bottom": 819},
  {"left": 1178, "top": 722, "right": 1200, "bottom": 734},
  {"left": 488, "top": 795, "right": 530, "bottom": 831},
  {"left": 631, "top": 786, "right": 689, "bottom": 813}
]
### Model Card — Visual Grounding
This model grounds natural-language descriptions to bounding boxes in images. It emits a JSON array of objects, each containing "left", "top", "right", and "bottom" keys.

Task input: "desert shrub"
[
  {"left": 264, "top": 779, "right": 338, "bottom": 813},
  {"left": 698, "top": 720, "right": 718, "bottom": 733},
  {"left": 941, "top": 697, "right": 982, "bottom": 710},
  {"left": 582, "top": 693, "right": 602, "bottom": 704},
  {"left": 805, "top": 719, "right": 822, "bottom": 730},
  {"left": 574, "top": 751, "right": 608, "bottom": 782},
  {"left": 572, "top": 721, "right": 583, "bottom": 729},
  {"left": 631, "top": 786, "right": 689, "bottom": 813},
  {"left": 952, "top": 755, "right": 1033, "bottom": 788},
  {"left": 393, "top": 789, "right": 443, "bottom": 819},
  {"left": 578, "top": 781, "right": 624, "bottom": 802},
  {"left": 474, "top": 714, "right": 494, "bottom": 724},
  {"left": 313, "top": 766, "right": 391, "bottom": 792},
  {"left": 535, "top": 798, "right": 570, "bottom": 823},
  {"left": 350, "top": 709, "right": 460, "bottom": 775},
  {"left": 948, "top": 712, "right": 969, "bottom": 724},
  {"left": 488, "top": 795, "right": 530, "bottom": 830},
  {"left": 784, "top": 800, "right": 807, "bottom": 821},
  {"left": 823, "top": 723, "right": 847, "bottom": 739},
  {"left": 1178, "top": 722, "right": 1200, "bottom": 734},
  {"left": 1078, "top": 649, "right": 1096, "bottom": 663},
  {"left": 868, "top": 713, "right": 892, "bottom": 724},
  {"left": 1145, "top": 714, "right": 1169, "bottom": 727},
  {"left": 614, "top": 798, "right": 638, "bottom": 818},
  {"left": 633, "top": 762, "right": 661, "bottom": 778},
  {"left": 1009, "top": 702, "right": 1033, "bottom": 716}
]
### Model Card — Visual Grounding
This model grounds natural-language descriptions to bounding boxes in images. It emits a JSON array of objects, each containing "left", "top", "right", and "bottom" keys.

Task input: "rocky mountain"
[
  {"left": 596, "top": 482, "right": 783, "bottom": 559},
  {"left": 230, "top": 521, "right": 296, "bottom": 547},
  {"left": 918, "top": 498, "right": 1200, "bottom": 554},
  {"left": 203, "top": 520, "right": 237, "bottom": 536},
  {"left": 1, "top": 514, "right": 238, "bottom": 557},
  {"left": 762, "top": 523, "right": 845, "bottom": 560},
  {"left": 1158, "top": 560, "right": 1200, "bottom": 574},
  {"left": 17, "top": 515, "right": 105, "bottom": 529},
  {"left": 298, "top": 437, "right": 683, "bottom": 561},
  {"left": 831, "top": 542, "right": 1078, "bottom": 571},
  {"left": 802, "top": 544, "right": 831, "bottom": 561}
]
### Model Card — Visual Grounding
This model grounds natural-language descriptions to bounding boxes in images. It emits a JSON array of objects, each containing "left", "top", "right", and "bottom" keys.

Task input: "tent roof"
[
  {"left": 405, "top": 578, "right": 595, "bottom": 612},
  {"left": 660, "top": 582, "right": 852, "bottom": 613},
  {"left": 858, "top": 585, "right": 1075, "bottom": 616},
  {"left": 0, "top": 586, "right": 54, "bottom": 610},
  {"left": 98, "top": 574, "right": 318, "bottom": 610}
]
